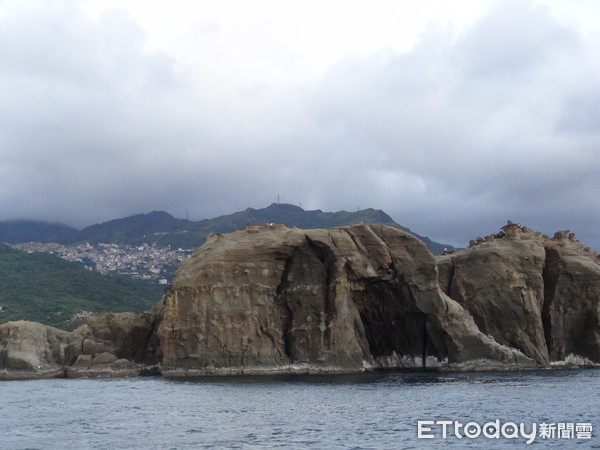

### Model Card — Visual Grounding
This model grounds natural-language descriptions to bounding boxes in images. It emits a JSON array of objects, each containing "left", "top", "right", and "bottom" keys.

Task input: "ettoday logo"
[{"left": 417, "top": 420, "right": 593, "bottom": 444}]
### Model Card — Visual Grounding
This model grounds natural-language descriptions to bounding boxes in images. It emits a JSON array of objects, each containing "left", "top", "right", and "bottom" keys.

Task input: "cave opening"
[{"left": 352, "top": 280, "right": 438, "bottom": 367}]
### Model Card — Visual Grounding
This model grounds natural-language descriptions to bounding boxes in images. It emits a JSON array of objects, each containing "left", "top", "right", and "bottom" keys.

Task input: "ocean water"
[{"left": 1, "top": 369, "right": 599, "bottom": 449}]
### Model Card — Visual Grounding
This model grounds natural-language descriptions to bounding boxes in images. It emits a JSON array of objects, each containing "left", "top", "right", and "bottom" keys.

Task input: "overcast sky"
[{"left": 1, "top": 0, "right": 599, "bottom": 250}]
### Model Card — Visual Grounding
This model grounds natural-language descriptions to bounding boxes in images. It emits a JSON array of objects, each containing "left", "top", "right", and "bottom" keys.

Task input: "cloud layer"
[{"left": 1, "top": 0, "right": 599, "bottom": 250}]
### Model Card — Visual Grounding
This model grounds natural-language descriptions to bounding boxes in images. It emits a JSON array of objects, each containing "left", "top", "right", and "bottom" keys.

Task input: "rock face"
[
  {"left": 437, "top": 223, "right": 600, "bottom": 366},
  {"left": 0, "top": 321, "right": 83, "bottom": 379},
  {"left": 544, "top": 235, "right": 600, "bottom": 362},
  {"left": 2, "top": 221, "right": 598, "bottom": 380},
  {"left": 157, "top": 223, "right": 535, "bottom": 376},
  {"left": 0, "top": 308, "right": 162, "bottom": 380}
]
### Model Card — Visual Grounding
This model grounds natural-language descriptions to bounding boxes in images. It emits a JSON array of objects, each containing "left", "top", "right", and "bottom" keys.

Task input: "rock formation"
[
  {"left": 1, "top": 221, "right": 598, "bottom": 380},
  {"left": 0, "top": 321, "right": 83, "bottom": 379},
  {"left": 437, "top": 222, "right": 600, "bottom": 366},
  {"left": 0, "top": 308, "right": 162, "bottom": 380},
  {"left": 544, "top": 233, "right": 600, "bottom": 362},
  {"left": 157, "top": 223, "right": 535, "bottom": 376}
]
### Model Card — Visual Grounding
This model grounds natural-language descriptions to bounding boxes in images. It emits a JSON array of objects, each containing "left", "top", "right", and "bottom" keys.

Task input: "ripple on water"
[{"left": 0, "top": 370, "right": 598, "bottom": 449}]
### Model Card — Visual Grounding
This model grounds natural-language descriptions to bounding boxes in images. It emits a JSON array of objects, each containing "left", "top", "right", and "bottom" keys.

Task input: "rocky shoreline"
[{"left": 1, "top": 222, "right": 599, "bottom": 380}]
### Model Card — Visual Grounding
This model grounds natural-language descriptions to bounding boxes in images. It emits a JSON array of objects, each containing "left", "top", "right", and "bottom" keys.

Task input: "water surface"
[{"left": 2, "top": 369, "right": 599, "bottom": 448}]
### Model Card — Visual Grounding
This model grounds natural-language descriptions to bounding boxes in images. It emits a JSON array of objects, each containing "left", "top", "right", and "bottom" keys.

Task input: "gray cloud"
[
  {"left": 299, "top": 0, "right": 600, "bottom": 249},
  {"left": 453, "top": 0, "right": 578, "bottom": 79},
  {"left": 0, "top": 0, "right": 599, "bottom": 251}
]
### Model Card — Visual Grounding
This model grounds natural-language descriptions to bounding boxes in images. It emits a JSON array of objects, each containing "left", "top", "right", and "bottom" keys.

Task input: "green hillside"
[
  {"left": 0, "top": 244, "right": 163, "bottom": 329},
  {"left": 72, "top": 211, "right": 191, "bottom": 245},
  {"left": 0, "top": 204, "right": 455, "bottom": 255},
  {"left": 0, "top": 220, "right": 78, "bottom": 244},
  {"left": 81, "top": 204, "right": 451, "bottom": 254}
]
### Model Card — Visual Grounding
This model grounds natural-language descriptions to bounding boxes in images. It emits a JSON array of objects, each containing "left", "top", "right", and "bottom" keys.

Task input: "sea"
[{"left": 1, "top": 369, "right": 599, "bottom": 449}]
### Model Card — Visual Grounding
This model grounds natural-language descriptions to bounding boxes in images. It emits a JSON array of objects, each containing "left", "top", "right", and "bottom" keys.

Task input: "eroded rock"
[
  {"left": 0, "top": 321, "right": 83, "bottom": 379},
  {"left": 543, "top": 237, "right": 600, "bottom": 362},
  {"left": 158, "top": 223, "right": 535, "bottom": 376},
  {"left": 437, "top": 222, "right": 600, "bottom": 366},
  {"left": 2, "top": 221, "right": 598, "bottom": 380},
  {"left": 0, "top": 307, "right": 163, "bottom": 380},
  {"left": 80, "top": 310, "right": 162, "bottom": 365}
]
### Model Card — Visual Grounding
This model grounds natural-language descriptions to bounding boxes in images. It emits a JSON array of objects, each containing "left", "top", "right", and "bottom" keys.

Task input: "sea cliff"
[{"left": 1, "top": 223, "right": 598, "bottom": 379}]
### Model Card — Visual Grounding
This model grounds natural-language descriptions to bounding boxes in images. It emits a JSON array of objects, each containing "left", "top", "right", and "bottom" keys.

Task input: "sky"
[{"left": 1, "top": 0, "right": 599, "bottom": 250}]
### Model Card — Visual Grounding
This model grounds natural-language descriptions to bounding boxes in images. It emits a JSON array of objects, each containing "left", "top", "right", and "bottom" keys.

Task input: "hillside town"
[{"left": 11, "top": 242, "right": 192, "bottom": 284}]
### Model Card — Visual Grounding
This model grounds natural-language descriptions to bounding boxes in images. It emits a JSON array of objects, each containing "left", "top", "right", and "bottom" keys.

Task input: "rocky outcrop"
[
  {"left": 0, "top": 307, "right": 162, "bottom": 380},
  {"left": 80, "top": 309, "right": 162, "bottom": 366},
  {"left": 437, "top": 222, "right": 600, "bottom": 366},
  {"left": 2, "top": 221, "right": 598, "bottom": 380},
  {"left": 540, "top": 231, "right": 600, "bottom": 362},
  {"left": 158, "top": 223, "right": 535, "bottom": 377},
  {"left": 0, "top": 321, "right": 84, "bottom": 379}
]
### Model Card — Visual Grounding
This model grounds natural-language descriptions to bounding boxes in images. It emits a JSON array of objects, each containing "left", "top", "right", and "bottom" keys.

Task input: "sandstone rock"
[
  {"left": 82, "top": 338, "right": 110, "bottom": 356},
  {"left": 158, "top": 223, "right": 535, "bottom": 376},
  {"left": 82, "top": 310, "right": 162, "bottom": 365},
  {"left": 3, "top": 221, "right": 597, "bottom": 379},
  {"left": 543, "top": 238, "right": 600, "bottom": 362},
  {"left": 0, "top": 321, "right": 83, "bottom": 379},
  {"left": 0, "top": 307, "right": 162, "bottom": 380},
  {"left": 92, "top": 352, "right": 118, "bottom": 365},
  {"left": 66, "top": 358, "right": 141, "bottom": 378},
  {"left": 72, "top": 354, "right": 92, "bottom": 368},
  {"left": 437, "top": 223, "right": 600, "bottom": 365},
  {"left": 440, "top": 225, "right": 549, "bottom": 364}
]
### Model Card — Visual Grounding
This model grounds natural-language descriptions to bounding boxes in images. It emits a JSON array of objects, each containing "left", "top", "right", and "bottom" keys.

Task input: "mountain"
[
  {"left": 0, "top": 220, "right": 78, "bottom": 244},
  {"left": 71, "top": 204, "right": 454, "bottom": 254},
  {"left": 0, "top": 204, "right": 454, "bottom": 254},
  {"left": 0, "top": 244, "right": 163, "bottom": 330},
  {"left": 72, "top": 210, "right": 192, "bottom": 245}
]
